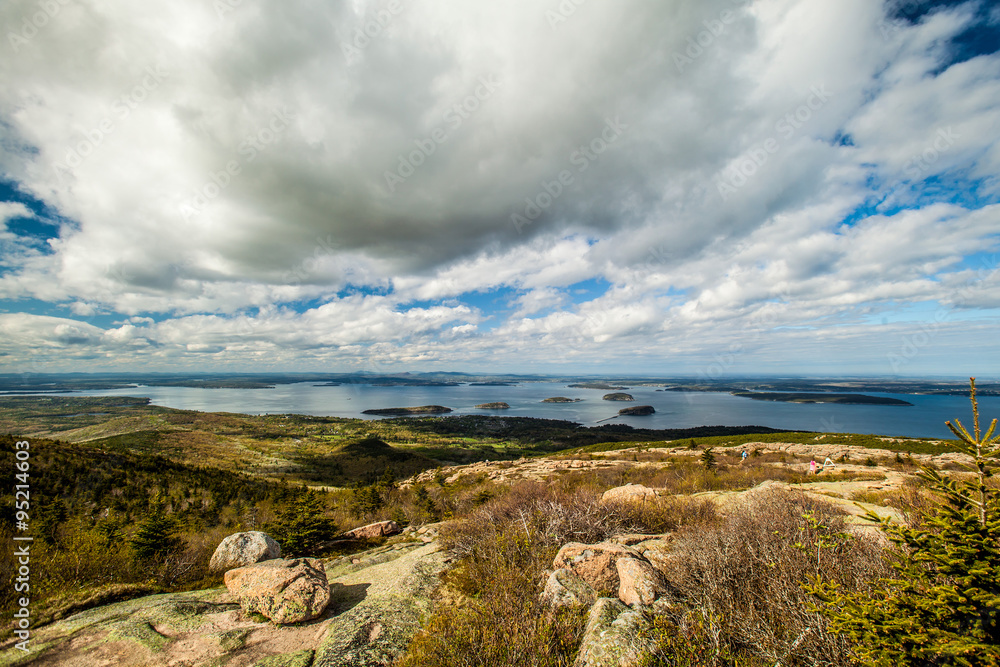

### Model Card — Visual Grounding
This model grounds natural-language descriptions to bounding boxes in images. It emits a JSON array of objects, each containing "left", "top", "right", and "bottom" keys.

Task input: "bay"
[{"left": 35, "top": 382, "right": 1000, "bottom": 440}]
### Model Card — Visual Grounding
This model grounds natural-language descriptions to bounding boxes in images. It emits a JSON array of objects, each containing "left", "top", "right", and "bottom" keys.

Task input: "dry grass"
[
  {"left": 646, "top": 488, "right": 892, "bottom": 666},
  {"left": 401, "top": 481, "right": 718, "bottom": 667}
]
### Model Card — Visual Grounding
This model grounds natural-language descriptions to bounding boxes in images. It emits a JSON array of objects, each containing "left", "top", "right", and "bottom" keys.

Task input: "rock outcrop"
[
  {"left": 313, "top": 542, "right": 449, "bottom": 666},
  {"left": 541, "top": 568, "right": 598, "bottom": 608},
  {"left": 225, "top": 558, "right": 331, "bottom": 624},
  {"left": 616, "top": 558, "right": 667, "bottom": 607},
  {"left": 209, "top": 531, "right": 282, "bottom": 573},
  {"left": 345, "top": 520, "right": 402, "bottom": 540},
  {"left": 573, "top": 598, "right": 655, "bottom": 667},
  {"left": 539, "top": 532, "right": 678, "bottom": 666},
  {"left": 601, "top": 484, "right": 657, "bottom": 504},
  {"left": 554, "top": 542, "right": 644, "bottom": 594},
  {"left": 4, "top": 540, "right": 448, "bottom": 667}
]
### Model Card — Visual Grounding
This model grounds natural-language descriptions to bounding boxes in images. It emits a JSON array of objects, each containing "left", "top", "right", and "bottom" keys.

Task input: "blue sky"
[{"left": 1, "top": 0, "right": 999, "bottom": 376}]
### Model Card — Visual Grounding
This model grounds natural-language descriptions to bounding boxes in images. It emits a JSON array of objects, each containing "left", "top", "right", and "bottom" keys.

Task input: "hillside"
[{"left": 0, "top": 395, "right": 986, "bottom": 667}]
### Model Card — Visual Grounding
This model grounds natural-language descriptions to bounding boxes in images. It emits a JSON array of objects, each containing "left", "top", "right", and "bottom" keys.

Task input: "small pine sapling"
[
  {"left": 700, "top": 447, "right": 717, "bottom": 470},
  {"left": 808, "top": 378, "right": 1000, "bottom": 666}
]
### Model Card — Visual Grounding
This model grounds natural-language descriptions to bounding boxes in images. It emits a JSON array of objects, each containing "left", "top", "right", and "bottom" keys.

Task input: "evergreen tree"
[
  {"left": 809, "top": 378, "right": 1000, "bottom": 666},
  {"left": 413, "top": 485, "right": 439, "bottom": 521},
  {"left": 36, "top": 496, "right": 68, "bottom": 545},
  {"left": 130, "top": 509, "right": 183, "bottom": 561},
  {"left": 350, "top": 484, "right": 385, "bottom": 515},
  {"left": 700, "top": 447, "right": 717, "bottom": 470},
  {"left": 268, "top": 491, "right": 337, "bottom": 556}
]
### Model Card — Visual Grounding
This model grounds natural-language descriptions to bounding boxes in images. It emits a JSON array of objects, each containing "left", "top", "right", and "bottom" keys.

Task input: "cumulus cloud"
[{"left": 0, "top": 0, "right": 998, "bottom": 374}]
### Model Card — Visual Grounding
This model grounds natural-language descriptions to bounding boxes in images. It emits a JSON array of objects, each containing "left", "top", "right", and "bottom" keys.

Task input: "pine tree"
[
  {"left": 36, "top": 496, "right": 68, "bottom": 545},
  {"left": 809, "top": 378, "right": 1000, "bottom": 666},
  {"left": 700, "top": 447, "right": 717, "bottom": 470},
  {"left": 268, "top": 491, "right": 337, "bottom": 556},
  {"left": 412, "top": 485, "right": 439, "bottom": 521},
  {"left": 350, "top": 484, "right": 385, "bottom": 516},
  {"left": 130, "top": 509, "right": 183, "bottom": 561}
]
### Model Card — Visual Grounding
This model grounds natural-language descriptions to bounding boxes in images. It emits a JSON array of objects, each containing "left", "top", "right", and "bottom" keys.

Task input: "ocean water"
[{"left": 35, "top": 382, "right": 1000, "bottom": 440}]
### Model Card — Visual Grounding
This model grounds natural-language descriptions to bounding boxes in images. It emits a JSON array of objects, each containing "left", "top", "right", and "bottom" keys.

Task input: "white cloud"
[{"left": 0, "top": 0, "right": 998, "bottom": 374}]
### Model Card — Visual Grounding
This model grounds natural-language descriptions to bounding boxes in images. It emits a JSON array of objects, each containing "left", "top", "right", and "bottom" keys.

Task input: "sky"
[{"left": 0, "top": 0, "right": 998, "bottom": 377}]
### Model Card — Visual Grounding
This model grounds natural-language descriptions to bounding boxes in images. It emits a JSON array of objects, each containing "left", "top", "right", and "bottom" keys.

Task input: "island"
[
  {"left": 475, "top": 402, "right": 511, "bottom": 409},
  {"left": 730, "top": 392, "right": 913, "bottom": 406},
  {"left": 542, "top": 397, "right": 583, "bottom": 403},
  {"left": 619, "top": 405, "right": 655, "bottom": 416},
  {"left": 470, "top": 382, "right": 516, "bottom": 387},
  {"left": 569, "top": 383, "right": 629, "bottom": 390},
  {"left": 361, "top": 406, "right": 454, "bottom": 415},
  {"left": 603, "top": 393, "right": 635, "bottom": 402}
]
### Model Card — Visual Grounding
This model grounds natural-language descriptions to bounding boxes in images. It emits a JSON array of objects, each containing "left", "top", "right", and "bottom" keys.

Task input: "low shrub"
[
  {"left": 646, "top": 488, "right": 890, "bottom": 666},
  {"left": 402, "top": 481, "right": 717, "bottom": 667}
]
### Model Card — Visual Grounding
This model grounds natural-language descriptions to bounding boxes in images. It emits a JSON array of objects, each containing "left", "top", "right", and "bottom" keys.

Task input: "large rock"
[
  {"left": 0, "top": 541, "right": 448, "bottom": 667},
  {"left": 210, "top": 531, "right": 282, "bottom": 573},
  {"left": 225, "top": 558, "right": 330, "bottom": 624},
  {"left": 628, "top": 537, "right": 675, "bottom": 571},
  {"left": 541, "top": 568, "right": 598, "bottom": 608},
  {"left": 616, "top": 558, "right": 667, "bottom": 607},
  {"left": 573, "top": 597, "right": 655, "bottom": 667},
  {"left": 345, "top": 520, "right": 402, "bottom": 540},
  {"left": 553, "top": 542, "right": 643, "bottom": 594},
  {"left": 601, "top": 484, "right": 657, "bottom": 504}
]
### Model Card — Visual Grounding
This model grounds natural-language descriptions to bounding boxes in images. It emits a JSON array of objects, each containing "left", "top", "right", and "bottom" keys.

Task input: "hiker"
[
  {"left": 809, "top": 459, "right": 817, "bottom": 475},
  {"left": 741, "top": 450, "right": 748, "bottom": 462}
]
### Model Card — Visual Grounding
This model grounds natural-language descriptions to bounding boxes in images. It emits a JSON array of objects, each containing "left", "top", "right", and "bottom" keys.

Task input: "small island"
[
  {"left": 603, "top": 393, "right": 635, "bottom": 402},
  {"left": 569, "top": 382, "right": 629, "bottom": 390},
  {"left": 730, "top": 392, "right": 913, "bottom": 406},
  {"left": 361, "top": 405, "right": 453, "bottom": 415},
  {"left": 542, "top": 397, "right": 583, "bottom": 403},
  {"left": 470, "top": 382, "right": 516, "bottom": 387},
  {"left": 619, "top": 405, "right": 655, "bottom": 416},
  {"left": 475, "top": 402, "right": 511, "bottom": 409}
]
